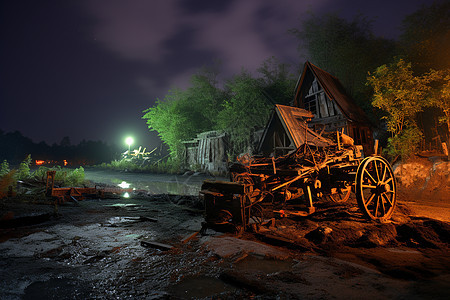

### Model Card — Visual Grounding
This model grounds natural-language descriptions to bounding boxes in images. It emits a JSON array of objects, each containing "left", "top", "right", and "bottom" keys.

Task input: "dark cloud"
[
  {"left": 0, "top": 0, "right": 434, "bottom": 148},
  {"left": 180, "top": 0, "right": 236, "bottom": 14}
]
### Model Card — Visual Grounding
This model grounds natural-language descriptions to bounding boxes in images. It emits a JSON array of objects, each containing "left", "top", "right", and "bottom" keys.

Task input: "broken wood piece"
[
  {"left": 255, "top": 233, "right": 312, "bottom": 252},
  {"left": 140, "top": 240, "right": 173, "bottom": 251},
  {"left": 139, "top": 216, "right": 158, "bottom": 222},
  {"left": 181, "top": 231, "right": 199, "bottom": 244}
]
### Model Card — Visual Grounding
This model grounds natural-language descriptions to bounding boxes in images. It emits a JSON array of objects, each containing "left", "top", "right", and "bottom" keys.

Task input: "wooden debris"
[
  {"left": 140, "top": 240, "right": 173, "bottom": 251},
  {"left": 181, "top": 231, "right": 199, "bottom": 244}
]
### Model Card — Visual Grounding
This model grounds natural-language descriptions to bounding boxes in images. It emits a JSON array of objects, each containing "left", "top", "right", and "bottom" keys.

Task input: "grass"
[
  {"left": 0, "top": 155, "right": 87, "bottom": 199},
  {"left": 97, "top": 157, "right": 184, "bottom": 174}
]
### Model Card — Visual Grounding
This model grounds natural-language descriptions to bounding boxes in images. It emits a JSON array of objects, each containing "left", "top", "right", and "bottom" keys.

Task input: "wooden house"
[
  {"left": 258, "top": 104, "right": 334, "bottom": 157},
  {"left": 293, "top": 61, "right": 374, "bottom": 154}
]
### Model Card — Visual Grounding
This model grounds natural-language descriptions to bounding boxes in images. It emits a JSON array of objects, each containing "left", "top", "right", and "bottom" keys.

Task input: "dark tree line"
[{"left": 0, "top": 130, "right": 120, "bottom": 166}]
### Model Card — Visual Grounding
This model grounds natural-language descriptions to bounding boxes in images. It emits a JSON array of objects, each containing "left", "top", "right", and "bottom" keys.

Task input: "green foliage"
[
  {"left": 216, "top": 70, "right": 272, "bottom": 155},
  {"left": 0, "top": 170, "right": 16, "bottom": 199},
  {"left": 31, "top": 166, "right": 85, "bottom": 187},
  {"left": 143, "top": 59, "right": 295, "bottom": 160},
  {"left": 367, "top": 59, "right": 430, "bottom": 136},
  {"left": 400, "top": 1, "right": 450, "bottom": 73},
  {"left": 0, "top": 160, "right": 10, "bottom": 177},
  {"left": 64, "top": 167, "right": 85, "bottom": 186},
  {"left": 384, "top": 126, "right": 423, "bottom": 160},
  {"left": 99, "top": 157, "right": 182, "bottom": 174},
  {"left": 17, "top": 154, "right": 32, "bottom": 180},
  {"left": 143, "top": 69, "right": 226, "bottom": 156}
]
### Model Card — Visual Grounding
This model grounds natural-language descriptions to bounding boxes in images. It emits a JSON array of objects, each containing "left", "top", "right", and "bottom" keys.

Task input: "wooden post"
[
  {"left": 337, "top": 131, "right": 341, "bottom": 150},
  {"left": 442, "top": 142, "right": 449, "bottom": 157},
  {"left": 374, "top": 139, "right": 379, "bottom": 155}
]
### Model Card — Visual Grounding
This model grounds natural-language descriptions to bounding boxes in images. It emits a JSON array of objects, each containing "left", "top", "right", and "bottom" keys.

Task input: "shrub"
[
  {"left": 384, "top": 126, "right": 423, "bottom": 160},
  {"left": 0, "top": 170, "right": 16, "bottom": 199},
  {"left": 31, "top": 166, "right": 86, "bottom": 187},
  {"left": 17, "top": 155, "right": 32, "bottom": 180},
  {"left": 0, "top": 160, "right": 10, "bottom": 177}
]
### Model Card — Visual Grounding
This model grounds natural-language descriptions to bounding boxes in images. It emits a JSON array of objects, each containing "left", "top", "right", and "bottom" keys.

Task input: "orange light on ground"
[
  {"left": 63, "top": 160, "right": 68, "bottom": 166},
  {"left": 35, "top": 160, "right": 45, "bottom": 166}
]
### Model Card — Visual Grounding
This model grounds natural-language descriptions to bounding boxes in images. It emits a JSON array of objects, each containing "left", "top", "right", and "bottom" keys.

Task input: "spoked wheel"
[
  {"left": 355, "top": 156, "right": 397, "bottom": 220},
  {"left": 326, "top": 186, "right": 352, "bottom": 203}
]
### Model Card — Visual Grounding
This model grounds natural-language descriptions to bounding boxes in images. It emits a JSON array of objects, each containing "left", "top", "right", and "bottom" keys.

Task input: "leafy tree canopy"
[
  {"left": 367, "top": 58, "right": 430, "bottom": 136},
  {"left": 426, "top": 68, "right": 450, "bottom": 147},
  {"left": 143, "top": 68, "right": 227, "bottom": 156},
  {"left": 143, "top": 58, "right": 296, "bottom": 157},
  {"left": 400, "top": 0, "right": 450, "bottom": 73},
  {"left": 216, "top": 70, "right": 272, "bottom": 154},
  {"left": 290, "top": 13, "right": 396, "bottom": 111}
]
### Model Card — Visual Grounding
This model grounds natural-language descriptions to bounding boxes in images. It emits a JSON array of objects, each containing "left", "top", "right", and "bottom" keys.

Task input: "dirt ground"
[{"left": 0, "top": 169, "right": 449, "bottom": 299}]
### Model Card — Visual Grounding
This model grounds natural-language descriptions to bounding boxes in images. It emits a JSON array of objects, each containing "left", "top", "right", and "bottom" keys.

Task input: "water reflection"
[
  {"left": 117, "top": 181, "right": 131, "bottom": 189},
  {"left": 86, "top": 170, "right": 226, "bottom": 196}
]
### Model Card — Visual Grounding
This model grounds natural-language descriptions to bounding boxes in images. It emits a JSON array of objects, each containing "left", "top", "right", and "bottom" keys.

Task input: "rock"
[
  {"left": 202, "top": 236, "right": 290, "bottom": 260},
  {"left": 362, "top": 223, "right": 398, "bottom": 247},
  {"left": 305, "top": 226, "right": 333, "bottom": 244}
]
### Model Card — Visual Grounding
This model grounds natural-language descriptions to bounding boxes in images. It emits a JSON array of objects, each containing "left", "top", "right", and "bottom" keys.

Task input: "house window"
[
  {"left": 304, "top": 95, "right": 317, "bottom": 115},
  {"left": 303, "top": 78, "right": 338, "bottom": 118}
]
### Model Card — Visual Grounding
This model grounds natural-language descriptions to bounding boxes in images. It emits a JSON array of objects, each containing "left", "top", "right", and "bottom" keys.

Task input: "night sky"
[{"left": 0, "top": 0, "right": 432, "bottom": 150}]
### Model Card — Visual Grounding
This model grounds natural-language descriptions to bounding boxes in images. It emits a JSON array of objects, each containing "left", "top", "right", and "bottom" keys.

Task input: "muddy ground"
[{"left": 0, "top": 170, "right": 449, "bottom": 299}]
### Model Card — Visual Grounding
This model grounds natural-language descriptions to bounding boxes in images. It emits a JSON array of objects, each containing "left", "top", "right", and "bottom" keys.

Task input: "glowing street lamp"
[{"left": 125, "top": 136, "right": 134, "bottom": 153}]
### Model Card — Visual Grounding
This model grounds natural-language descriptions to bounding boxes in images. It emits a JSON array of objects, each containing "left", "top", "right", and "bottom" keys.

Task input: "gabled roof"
[
  {"left": 258, "top": 104, "right": 334, "bottom": 153},
  {"left": 293, "top": 61, "right": 370, "bottom": 124}
]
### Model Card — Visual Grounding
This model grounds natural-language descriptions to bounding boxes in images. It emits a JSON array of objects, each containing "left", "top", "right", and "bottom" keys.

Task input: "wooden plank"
[
  {"left": 140, "top": 240, "right": 173, "bottom": 251},
  {"left": 201, "top": 180, "right": 245, "bottom": 194}
]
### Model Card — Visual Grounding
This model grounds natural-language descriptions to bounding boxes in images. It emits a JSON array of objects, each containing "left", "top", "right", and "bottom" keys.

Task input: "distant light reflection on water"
[{"left": 85, "top": 170, "right": 227, "bottom": 196}]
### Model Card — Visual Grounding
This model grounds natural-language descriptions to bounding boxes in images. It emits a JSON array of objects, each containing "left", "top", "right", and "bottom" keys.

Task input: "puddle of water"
[
  {"left": 168, "top": 276, "right": 236, "bottom": 298},
  {"left": 234, "top": 255, "right": 293, "bottom": 274},
  {"left": 23, "top": 277, "right": 90, "bottom": 300},
  {"left": 104, "top": 203, "right": 141, "bottom": 208},
  {"left": 85, "top": 170, "right": 225, "bottom": 196}
]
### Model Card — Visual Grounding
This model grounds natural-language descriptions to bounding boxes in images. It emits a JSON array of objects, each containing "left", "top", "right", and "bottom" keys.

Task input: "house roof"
[
  {"left": 258, "top": 105, "right": 334, "bottom": 152},
  {"left": 293, "top": 61, "right": 370, "bottom": 124}
]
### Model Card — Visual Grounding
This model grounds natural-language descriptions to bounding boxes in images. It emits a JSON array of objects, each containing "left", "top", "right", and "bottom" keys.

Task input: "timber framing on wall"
[{"left": 293, "top": 61, "right": 374, "bottom": 154}]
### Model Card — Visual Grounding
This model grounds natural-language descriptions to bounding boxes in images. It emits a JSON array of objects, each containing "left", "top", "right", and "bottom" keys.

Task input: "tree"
[
  {"left": 142, "top": 69, "right": 226, "bottom": 156},
  {"left": 400, "top": 1, "right": 450, "bottom": 73},
  {"left": 427, "top": 68, "right": 450, "bottom": 152},
  {"left": 60, "top": 136, "right": 71, "bottom": 147},
  {"left": 367, "top": 59, "right": 431, "bottom": 159},
  {"left": 257, "top": 56, "right": 297, "bottom": 106},
  {"left": 290, "top": 13, "right": 396, "bottom": 116},
  {"left": 216, "top": 70, "right": 272, "bottom": 155}
]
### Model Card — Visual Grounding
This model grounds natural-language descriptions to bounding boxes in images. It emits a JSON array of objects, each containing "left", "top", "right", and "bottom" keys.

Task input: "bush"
[
  {"left": 0, "top": 160, "right": 10, "bottom": 177},
  {"left": 32, "top": 166, "right": 86, "bottom": 187},
  {"left": 17, "top": 154, "right": 32, "bottom": 180},
  {"left": 384, "top": 126, "right": 423, "bottom": 160},
  {"left": 97, "top": 156, "right": 183, "bottom": 174},
  {"left": 64, "top": 166, "right": 85, "bottom": 186}
]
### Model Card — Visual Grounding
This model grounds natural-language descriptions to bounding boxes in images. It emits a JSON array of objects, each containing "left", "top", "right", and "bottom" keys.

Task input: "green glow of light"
[{"left": 125, "top": 137, "right": 134, "bottom": 146}]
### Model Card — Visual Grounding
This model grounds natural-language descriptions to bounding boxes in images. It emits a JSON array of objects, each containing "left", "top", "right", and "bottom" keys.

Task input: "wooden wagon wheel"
[
  {"left": 327, "top": 186, "right": 351, "bottom": 203},
  {"left": 355, "top": 156, "right": 397, "bottom": 220}
]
